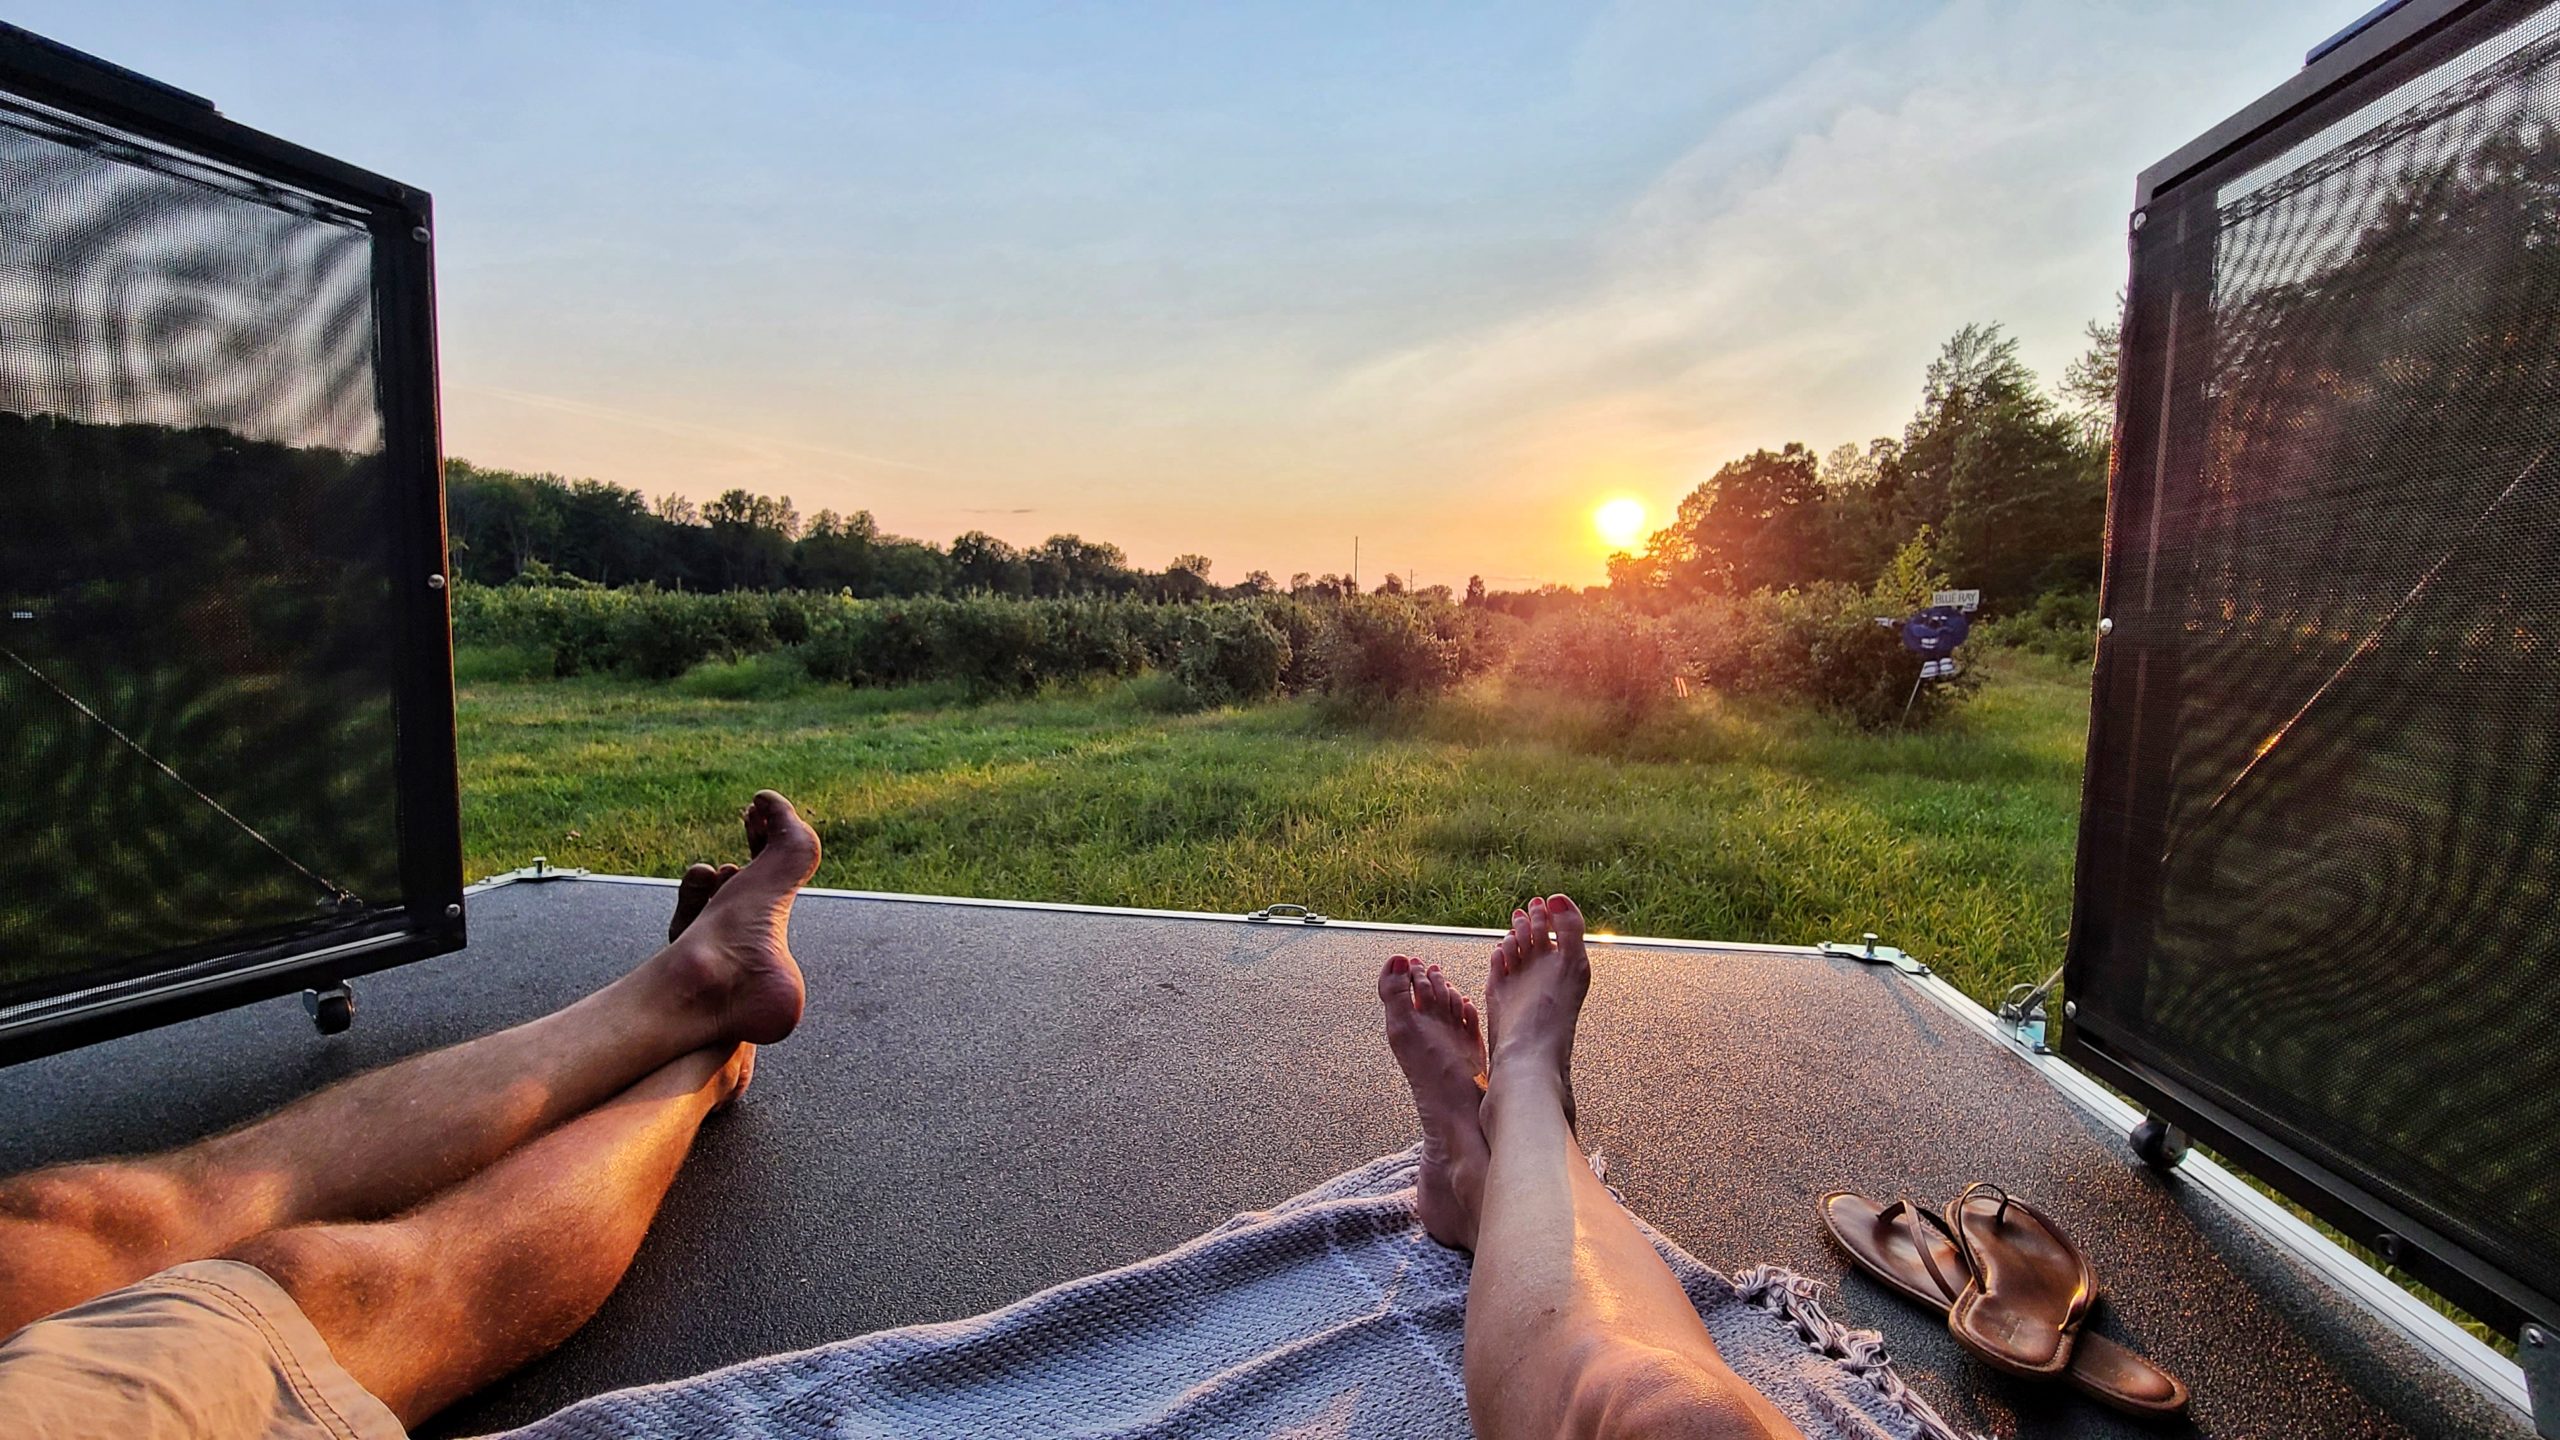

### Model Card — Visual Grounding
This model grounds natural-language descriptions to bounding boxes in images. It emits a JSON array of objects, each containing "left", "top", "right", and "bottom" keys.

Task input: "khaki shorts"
[{"left": 0, "top": 1259, "right": 407, "bottom": 1440}]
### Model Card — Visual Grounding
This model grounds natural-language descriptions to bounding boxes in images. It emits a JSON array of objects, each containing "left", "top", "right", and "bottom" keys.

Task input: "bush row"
[
  {"left": 453, "top": 585, "right": 1511, "bottom": 707},
  {"left": 457, "top": 587, "right": 1176, "bottom": 690},
  {"left": 454, "top": 579, "right": 1971, "bottom": 725}
]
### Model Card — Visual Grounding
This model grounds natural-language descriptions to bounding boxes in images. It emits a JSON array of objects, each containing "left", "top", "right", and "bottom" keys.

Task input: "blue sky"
[{"left": 18, "top": 0, "right": 2352, "bottom": 585}]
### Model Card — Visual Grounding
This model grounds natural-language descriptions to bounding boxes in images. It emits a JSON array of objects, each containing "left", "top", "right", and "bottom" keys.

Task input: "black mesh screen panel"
[
  {"left": 0, "top": 68, "right": 440, "bottom": 1027},
  {"left": 2074, "top": 0, "right": 2560, "bottom": 1329}
]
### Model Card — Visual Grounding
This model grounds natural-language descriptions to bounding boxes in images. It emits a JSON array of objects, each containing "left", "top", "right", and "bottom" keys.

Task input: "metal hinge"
[
  {"left": 1818, "top": 931, "right": 1930, "bottom": 976},
  {"left": 1244, "top": 903, "right": 1329, "bottom": 925}
]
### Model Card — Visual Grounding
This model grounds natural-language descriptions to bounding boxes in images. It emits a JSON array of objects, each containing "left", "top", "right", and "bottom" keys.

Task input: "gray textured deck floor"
[{"left": 0, "top": 879, "right": 2525, "bottom": 1439}]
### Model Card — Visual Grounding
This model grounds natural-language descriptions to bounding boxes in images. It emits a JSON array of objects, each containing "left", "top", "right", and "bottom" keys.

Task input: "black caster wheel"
[
  {"left": 2130, "top": 1114, "right": 2189, "bottom": 1170},
  {"left": 303, "top": 984, "right": 355, "bottom": 1036}
]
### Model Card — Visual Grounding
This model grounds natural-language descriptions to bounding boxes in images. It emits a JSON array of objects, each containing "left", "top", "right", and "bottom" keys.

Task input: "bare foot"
[
  {"left": 710, "top": 1040, "right": 757, "bottom": 1110},
  {"left": 671, "top": 864, "right": 758, "bottom": 1106},
  {"left": 1485, "top": 895, "right": 1591, "bottom": 1128},
  {"left": 1379, "top": 955, "right": 1491, "bottom": 1250},
  {"left": 653, "top": 790, "right": 820, "bottom": 1049}
]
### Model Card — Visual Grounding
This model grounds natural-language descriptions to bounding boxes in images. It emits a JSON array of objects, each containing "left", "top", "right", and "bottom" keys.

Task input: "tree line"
[
  {"left": 1604, "top": 318, "right": 2116, "bottom": 614},
  {"left": 448, "top": 314, "right": 2120, "bottom": 619},
  {"left": 446, "top": 466, "right": 1342, "bottom": 603}
]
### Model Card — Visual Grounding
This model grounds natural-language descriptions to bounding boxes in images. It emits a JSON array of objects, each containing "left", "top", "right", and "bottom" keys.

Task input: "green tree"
[
  {"left": 1650, "top": 443, "right": 1829, "bottom": 597},
  {"left": 2058, "top": 297, "right": 2124, "bottom": 450},
  {"left": 871, "top": 540, "right": 952, "bottom": 596},
  {"left": 792, "top": 508, "right": 879, "bottom": 592},
  {"left": 949, "top": 531, "right": 1029, "bottom": 595},
  {"left": 703, "top": 489, "right": 800, "bottom": 589},
  {"left": 1157, "top": 553, "right": 1215, "bottom": 603},
  {"left": 1030, "top": 534, "right": 1132, "bottom": 595},
  {"left": 444, "top": 461, "right": 564, "bottom": 581},
  {"left": 1876, "top": 324, "right": 2103, "bottom": 605}
]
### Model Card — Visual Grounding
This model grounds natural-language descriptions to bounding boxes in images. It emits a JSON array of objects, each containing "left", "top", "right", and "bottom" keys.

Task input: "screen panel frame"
[
  {"left": 0, "top": 24, "right": 464, "bottom": 1066},
  {"left": 2062, "top": 0, "right": 2557, "bottom": 1342}
]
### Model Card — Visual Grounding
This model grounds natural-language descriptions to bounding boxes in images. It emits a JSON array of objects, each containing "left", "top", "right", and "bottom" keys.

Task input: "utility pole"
[{"left": 1353, "top": 536, "right": 1360, "bottom": 591}]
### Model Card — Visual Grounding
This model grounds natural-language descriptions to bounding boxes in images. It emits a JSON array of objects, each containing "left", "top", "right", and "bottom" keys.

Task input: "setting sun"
[{"left": 1593, "top": 497, "right": 1647, "bottom": 550}]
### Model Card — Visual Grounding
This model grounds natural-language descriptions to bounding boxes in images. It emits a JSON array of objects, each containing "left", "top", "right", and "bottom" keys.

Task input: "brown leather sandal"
[
  {"left": 1820, "top": 1191, "right": 2188, "bottom": 1419},
  {"left": 1941, "top": 1182, "right": 2098, "bottom": 1379}
]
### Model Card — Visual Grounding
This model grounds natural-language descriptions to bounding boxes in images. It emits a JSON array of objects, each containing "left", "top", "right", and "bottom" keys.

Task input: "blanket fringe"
[{"left": 1729, "top": 1265, "right": 1983, "bottom": 1440}]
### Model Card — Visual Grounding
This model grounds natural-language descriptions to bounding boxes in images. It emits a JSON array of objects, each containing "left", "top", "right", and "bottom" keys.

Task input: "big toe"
[
  {"left": 1546, "top": 894, "right": 1585, "bottom": 949},
  {"left": 1379, "top": 955, "right": 1417, "bottom": 1009},
  {"left": 739, "top": 791, "right": 822, "bottom": 889}
]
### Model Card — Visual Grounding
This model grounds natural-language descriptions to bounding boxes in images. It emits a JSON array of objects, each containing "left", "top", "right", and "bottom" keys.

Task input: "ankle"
[
  {"left": 611, "top": 945, "right": 729, "bottom": 1048},
  {"left": 1481, "top": 1060, "right": 1570, "bottom": 1137},
  {"left": 1486, "top": 1044, "right": 1566, "bottom": 1091}
]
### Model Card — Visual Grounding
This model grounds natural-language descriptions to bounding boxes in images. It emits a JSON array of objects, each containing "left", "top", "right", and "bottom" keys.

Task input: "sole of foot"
[
  {"left": 1379, "top": 954, "right": 1491, "bottom": 1251},
  {"left": 660, "top": 790, "right": 821, "bottom": 1049}
]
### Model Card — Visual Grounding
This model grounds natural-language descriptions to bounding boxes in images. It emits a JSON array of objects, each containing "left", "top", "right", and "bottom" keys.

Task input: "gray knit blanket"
[{"left": 498, "top": 1147, "right": 1968, "bottom": 1440}]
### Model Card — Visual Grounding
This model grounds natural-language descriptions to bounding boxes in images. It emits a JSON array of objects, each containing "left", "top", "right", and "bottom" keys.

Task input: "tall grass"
[{"left": 456, "top": 650, "right": 2085, "bottom": 1006}]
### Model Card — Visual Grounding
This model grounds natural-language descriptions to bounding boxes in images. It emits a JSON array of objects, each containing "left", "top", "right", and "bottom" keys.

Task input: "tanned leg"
[
  {"left": 1459, "top": 896, "right": 1804, "bottom": 1440},
  {"left": 226, "top": 1044, "right": 749, "bottom": 1428},
  {"left": 0, "top": 791, "right": 819, "bottom": 1337}
]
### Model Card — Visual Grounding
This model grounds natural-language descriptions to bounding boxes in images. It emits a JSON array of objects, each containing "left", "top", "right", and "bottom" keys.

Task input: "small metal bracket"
[
  {"left": 486, "top": 856, "right": 590, "bottom": 884},
  {"left": 2522, "top": 1320, "right": 2558, "bottom": 1438},
  {"left": 1817, "top": 932, "right": 1930, "bottom": 976},
  {"left": 1245, "top": 903, "right": 1329, "bottom": 925}
]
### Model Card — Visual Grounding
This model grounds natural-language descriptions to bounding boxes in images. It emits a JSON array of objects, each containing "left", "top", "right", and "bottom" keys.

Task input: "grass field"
[{"left": 457, "top": 650, "right": 2091, "bottom": 1010}]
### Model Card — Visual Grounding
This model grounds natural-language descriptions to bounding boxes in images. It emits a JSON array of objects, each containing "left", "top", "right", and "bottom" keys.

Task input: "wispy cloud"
[
  {"left": 453, "top": 383, "right": 942, "bottom": 476},
  {"left": 1335, "top": 1, "right": 2324, "bottom": 476}
]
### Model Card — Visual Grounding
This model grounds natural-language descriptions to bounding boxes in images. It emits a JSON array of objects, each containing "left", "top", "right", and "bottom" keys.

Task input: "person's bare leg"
[
  {"left": 0, "top": 791, "right": 819, "bottom": 1336},
  {"left": 225, "top": 1043, "right": 748, "bottom": 1428},
  {"left": 1461, "top": 896, "right": 1804, "bottom": 1440}
]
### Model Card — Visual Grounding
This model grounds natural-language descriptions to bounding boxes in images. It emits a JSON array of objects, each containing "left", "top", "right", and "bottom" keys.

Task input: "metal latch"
[
  {"left": 1245, "top": 903, "right": 1329, "bottom": 925},
  {"left": 1997, "top": 964, "right": 2065, "bottom": 1055},
  {"left": 1818, "top": 932, "right": 1929, "bottom": 976}
]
